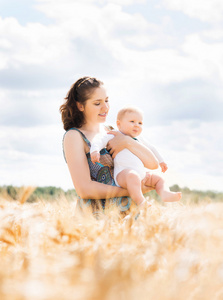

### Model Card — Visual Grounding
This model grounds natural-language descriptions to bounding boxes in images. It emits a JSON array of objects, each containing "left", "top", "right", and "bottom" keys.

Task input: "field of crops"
[{"left": 0, "top": 188, "right": 223, "bottom": 300}]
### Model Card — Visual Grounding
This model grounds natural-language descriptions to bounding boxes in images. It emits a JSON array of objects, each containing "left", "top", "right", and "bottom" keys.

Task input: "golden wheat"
[{"left": 0, "top": 192, "right": 223, "bottom": 300}]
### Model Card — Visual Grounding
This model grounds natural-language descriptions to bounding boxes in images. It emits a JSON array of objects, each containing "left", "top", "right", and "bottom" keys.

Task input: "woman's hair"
[{"left": 60, "top": 76, "right": 103, "bottom": 130}]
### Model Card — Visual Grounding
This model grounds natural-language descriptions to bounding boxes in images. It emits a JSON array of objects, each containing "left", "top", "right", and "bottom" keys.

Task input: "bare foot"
[
  {"left": 138, "top": 200, "right": 152, "bottom": 212},
  {"left": 161, "top": 191, "right": 182, "bottom": 202},
  {"left": 138, "top": 199, "right": 151, "bottom": 207}
]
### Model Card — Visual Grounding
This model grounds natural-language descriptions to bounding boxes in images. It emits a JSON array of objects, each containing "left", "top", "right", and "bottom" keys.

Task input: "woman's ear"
[{"left": 76, "top": 101, "right": 84, "bottom": 112}]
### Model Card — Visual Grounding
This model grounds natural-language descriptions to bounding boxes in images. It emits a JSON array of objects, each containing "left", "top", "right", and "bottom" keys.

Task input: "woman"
[{"left": 60, "top": 76, "right": 158, "bottom": 217}]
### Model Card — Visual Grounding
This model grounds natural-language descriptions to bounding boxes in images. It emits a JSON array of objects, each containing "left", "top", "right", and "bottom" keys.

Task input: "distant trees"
[
  {"left": 0, "top": 185, "right": 78, "bottom": 202},
  {"left": 0, "top": 185, "right": 222, "bottom": 204},
  {"left": 7, "top": 185, "right": 18, "bottom": 200},
  {"left": 144, "top": 184, "right": 223, "bottom": 204},
  {"left": 0, "top": 185, "right": 20, "bottom": 200}
]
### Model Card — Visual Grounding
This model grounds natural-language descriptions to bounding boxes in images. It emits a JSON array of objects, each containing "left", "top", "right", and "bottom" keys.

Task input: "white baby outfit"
[{"left": 90, "top": 132, "right": 164, "bottom": 187}]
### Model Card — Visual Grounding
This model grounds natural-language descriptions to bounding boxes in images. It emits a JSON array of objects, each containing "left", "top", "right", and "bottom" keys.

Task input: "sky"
[{"left": 0, "top": 0, "right": 223, "bottom": 192}]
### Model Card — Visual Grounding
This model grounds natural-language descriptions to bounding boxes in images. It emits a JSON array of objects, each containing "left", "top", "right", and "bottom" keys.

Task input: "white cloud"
[
  {"left": 143, "top": 120, "right": 223, "bottom": 191},
  {"left": 203, "top": 29, "right": 223, "bottom": 40},
  {"left": 0, "top": 38, "right": 11, "bottom": 49},
  {"left": 0, "top": 89, "right": 63, "bottom": 127},
  {"left": 0, "top": 124, "right": 72, "bottom": 189},
  {"left": 1, "top": 3, "right": 157, "bottom": 89},
  {"left": 2, "top": 0, "right": 222, "bottom": 90},
  {"left": 101, "top": 0, "right": 146, "bottom": 4},
  {"left": 0, "top": 16, "right": 70, "bottom": 68},
  {"left": 162, "top": 0, "right": 223, "bottom": 23},
  {"left": 182, "top": 34, "right": 223, "bottom": 82},
  {"left": 36, "top": 0, "right": 146, "bottom": 6}
]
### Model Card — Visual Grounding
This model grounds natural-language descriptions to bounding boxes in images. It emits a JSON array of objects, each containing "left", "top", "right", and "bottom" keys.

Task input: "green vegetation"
[
  {"left": 0, "top": 185, "right": 78, "bottom": 202},
  {"left": 145, "top": 184, "right": 223, "bottom": 204},
  {"left": 0, "top": 184, "right": 222, "bottom": 204}
]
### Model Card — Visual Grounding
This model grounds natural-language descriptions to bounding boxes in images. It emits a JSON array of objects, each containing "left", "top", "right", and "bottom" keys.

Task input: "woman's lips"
[{"left": 99, "top": 113, "right": 107, "bottom": 117}]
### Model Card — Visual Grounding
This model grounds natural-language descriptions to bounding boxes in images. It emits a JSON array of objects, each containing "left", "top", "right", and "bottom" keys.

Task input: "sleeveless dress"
[{"left": 63, "top": 128, "right": 133, "bottom": 218}]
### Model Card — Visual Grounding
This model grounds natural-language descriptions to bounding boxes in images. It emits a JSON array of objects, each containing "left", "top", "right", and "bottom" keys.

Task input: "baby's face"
[{"left": 117, "top": 111, "right": 143, "bottom": 138}]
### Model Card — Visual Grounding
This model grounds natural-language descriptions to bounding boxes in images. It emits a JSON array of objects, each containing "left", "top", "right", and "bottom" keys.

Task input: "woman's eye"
[{"left": 95, "top": 103, "right": 100, "bottom": 106}]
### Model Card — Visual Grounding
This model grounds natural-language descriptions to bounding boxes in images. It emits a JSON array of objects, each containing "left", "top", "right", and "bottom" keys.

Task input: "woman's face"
[{"left": 81, "top": 87, "right": 110, "bottom": 125}]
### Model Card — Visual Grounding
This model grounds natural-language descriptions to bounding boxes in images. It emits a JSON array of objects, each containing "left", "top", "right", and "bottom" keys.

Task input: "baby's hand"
[
  {"left": 91, "top": 151, "right": 100, "bottom": 164},
  {"left": 160, "top": 162, "right": 168, "bottom": 173}
]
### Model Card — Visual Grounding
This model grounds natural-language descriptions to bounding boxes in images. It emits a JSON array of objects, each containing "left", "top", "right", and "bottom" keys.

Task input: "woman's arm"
[
  {"left": 63, "top": 130, "right": 130, "bottom": 199},
  {"left": 106, "top": 131, "right": 159, "bottom": 170}
]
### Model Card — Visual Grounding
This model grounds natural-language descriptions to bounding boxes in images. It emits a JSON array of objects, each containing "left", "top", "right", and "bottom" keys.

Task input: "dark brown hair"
[{"left": 60, "top": 77, "right": 103, "bottom": 130}]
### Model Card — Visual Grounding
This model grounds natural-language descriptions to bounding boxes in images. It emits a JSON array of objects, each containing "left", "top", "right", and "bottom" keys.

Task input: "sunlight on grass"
[{"left": 0, "top": 189, "right": 223, "bottom": 299}]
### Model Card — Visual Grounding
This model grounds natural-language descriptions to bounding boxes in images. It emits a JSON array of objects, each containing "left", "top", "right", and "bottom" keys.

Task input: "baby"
[{"left": 90, "top": 107, "right": 182, "bottom": 207}]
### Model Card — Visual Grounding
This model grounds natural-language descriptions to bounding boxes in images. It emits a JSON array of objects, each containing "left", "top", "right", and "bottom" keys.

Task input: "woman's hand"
[
  {"left": 107, "top": 130, "right": 158, "bottom": 170},
  {"left": 91, "top": 151, "right": 100, "bottom": 164},
  {"left": 106, "top": 131, "right": 130, "bottom": 158}
]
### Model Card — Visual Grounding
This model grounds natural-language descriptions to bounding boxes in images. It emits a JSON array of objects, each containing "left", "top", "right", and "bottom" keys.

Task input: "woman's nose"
[{"left": 103, "top": 102, "right": 109, "bottom": 110}]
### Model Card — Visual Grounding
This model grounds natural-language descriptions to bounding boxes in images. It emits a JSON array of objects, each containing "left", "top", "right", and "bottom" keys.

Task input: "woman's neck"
[
  {"left": 80, "top": 122, "right": 102, "bottom": 134},
  {"left": 80, "top": 123, "right": 105, "bottom": 143}
]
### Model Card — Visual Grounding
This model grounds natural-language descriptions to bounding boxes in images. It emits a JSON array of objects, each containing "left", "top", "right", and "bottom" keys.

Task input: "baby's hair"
[{"left": 117, "top": 106, "right": 143, "bottom": 121}]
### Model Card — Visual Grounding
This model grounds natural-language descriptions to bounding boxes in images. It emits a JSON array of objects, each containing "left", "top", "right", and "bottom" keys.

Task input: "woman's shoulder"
[{"left": 63, "top": 128, "right": 85, "bottom": 144}]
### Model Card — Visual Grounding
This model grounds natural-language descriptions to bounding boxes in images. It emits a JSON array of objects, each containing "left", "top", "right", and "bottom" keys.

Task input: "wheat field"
[{"left": 0, "top": 187, "right": 223, "bottom": 300}]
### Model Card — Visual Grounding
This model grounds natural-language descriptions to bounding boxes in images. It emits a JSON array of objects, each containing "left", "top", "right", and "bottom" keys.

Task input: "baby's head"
[{"left": 116, "top": 106, "right": 143, "bottom": 138}]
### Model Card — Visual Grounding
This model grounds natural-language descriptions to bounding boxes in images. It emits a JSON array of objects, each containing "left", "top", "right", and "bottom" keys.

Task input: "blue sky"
[{"left": 0, "top": 0, "right": 223, "bottom": 192}]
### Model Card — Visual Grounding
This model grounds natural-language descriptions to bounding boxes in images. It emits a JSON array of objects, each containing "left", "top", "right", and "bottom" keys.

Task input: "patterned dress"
[{"left": 63, "top": 128, "right": 133, "bottom": 218}]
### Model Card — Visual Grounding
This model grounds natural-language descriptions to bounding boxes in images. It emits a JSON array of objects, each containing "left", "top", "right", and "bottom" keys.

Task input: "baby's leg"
[
  {"left": 116, "top": 169, "right": 145, "bottom": 206},
  {"left": 144, "top": 173, "right": 181, "bottom": 202}
]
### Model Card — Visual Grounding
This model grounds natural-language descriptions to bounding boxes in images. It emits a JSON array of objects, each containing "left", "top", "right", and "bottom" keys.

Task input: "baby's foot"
[
  {"left": 138, "top": 200, "right": 152, "bottom": 213},
  {"left": 161, "top": 191, "right": 182, "bottom": 202}
]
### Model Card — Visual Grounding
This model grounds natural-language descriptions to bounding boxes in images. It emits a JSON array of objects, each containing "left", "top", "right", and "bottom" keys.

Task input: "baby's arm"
[
  {"left": 90, "top": 133, "right": 113, "bottom": 164},
  {"left": 139, "top": 136, "right": 168, "bottom": 173},
  {"left": 159, "top": 162, "right": 168, "bottom": 173}
]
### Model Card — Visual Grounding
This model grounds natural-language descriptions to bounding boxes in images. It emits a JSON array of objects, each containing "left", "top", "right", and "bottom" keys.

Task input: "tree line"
[
  {"left": 0, "top": 184, "right": 223, "bottom": 204},
  {"left": 0, "top": 185, "right": 78, "bottom": 203}
]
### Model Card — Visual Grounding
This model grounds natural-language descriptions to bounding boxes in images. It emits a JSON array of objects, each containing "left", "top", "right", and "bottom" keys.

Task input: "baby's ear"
[{"left": 116, "top": 119, "right": 121, "bottom": 129}]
